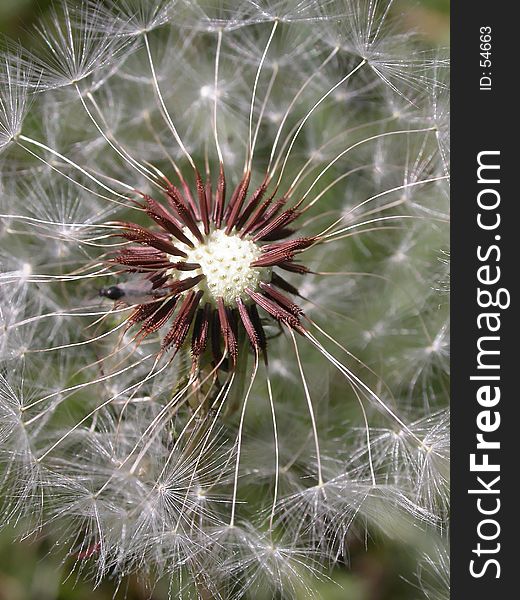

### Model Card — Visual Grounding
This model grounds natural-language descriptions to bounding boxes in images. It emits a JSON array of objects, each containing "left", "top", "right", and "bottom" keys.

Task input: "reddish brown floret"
[{"left": 107, "top": 163, "right": 317, "bottom": 370}]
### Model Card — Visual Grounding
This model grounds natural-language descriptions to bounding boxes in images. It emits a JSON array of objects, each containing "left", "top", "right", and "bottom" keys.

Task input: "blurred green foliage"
[{"left": 0, "top": 0, "right": 52, "bottom": 35}]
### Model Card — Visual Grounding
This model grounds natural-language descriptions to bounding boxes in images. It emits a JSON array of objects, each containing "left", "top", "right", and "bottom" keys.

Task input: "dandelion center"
[
  {"left": 111, "top": 168, "right": 312, "bottom": 361},
  {"left": 182, "top": 229, "right": 271, "bottom": 306}
]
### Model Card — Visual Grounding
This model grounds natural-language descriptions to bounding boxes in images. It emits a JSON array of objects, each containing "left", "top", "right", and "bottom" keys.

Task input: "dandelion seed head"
[
  {"left": 0, "top": 0, "right": 449, "bottom": 595},
  {"left": 0, "top": 56, "right": 30, "bottom": 153},
  {"left": 12, "top": 1, "right": 132, "bottom": 91},
  {"left": 80, "top": 0, "right": 176, "bottom": 38}
]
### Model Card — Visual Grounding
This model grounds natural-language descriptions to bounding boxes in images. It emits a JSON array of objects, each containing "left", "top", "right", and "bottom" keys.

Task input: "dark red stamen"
[
  {"left": 217, "top": 298, "right": 238, "bottom": 364},
  {"left": 241, "top": 192, "right": 276, "bottom": 236},
  {"left": 278, "top": 260, "right": 311, "bottom": 274},
  {"left": 249, "top": 304, "right": 267, "bottom": 352},
  {"left": 166, "top": 274, "right": 205, "bottom": 295},
  {"left": 225, "top": 171, "right": 251, "bottom": 233},
  {"left": 117, "top": 222, "right": 187, "bottom": 257},
  {"left": 192, "top": 302, "right": 212, "bottom": 359},
  {"left": 259, "top": 282, "right": 303, "bottom": 316},
  {"left": 246, "top": 289, "right": 305, "bottom": 333},
  {"left": 237, "top": 297, "right": 266, "bottom": 351},
  {"left": 165, "top": 184, "right": 205, "bottom": 244},
  {"left": 251, "top": 237, "right": 314, "bottom": 267},
  {"left": 170, "top": 262, "right": 201, "bottom": 271},
  {"left": 210, "top": 308, "right": 223, "bottom": 364},
  {"left": 260, "top": 227, "right": 295, "bottom": 242},
  {"left": 162, "top": 174, "right": 199, "bottom": 220},
  {"left": 112, "top": 246, "right": 172, "bottom": 271},
  {"left": 162, "top": 291, "right": 203, "bottom": 351},
  {"left": 252, "top": 208, "right": 300, "bottom": 241},
  {"left": 235, "top": 175, "right": 269, "bottom": 231},
  {"left": 140, "top": 297, "right": 178, "bottom": 336},
  {"left": 196, "top": 169, "right": 211, "bottom": 235},
  {"left": 129, "top": 299, "right": 164, "bottom": 324},
  {"left": 213, "top": 163, "right": 226, "bottom": 229},
  {"left": 140, "top": 193, "right": 195, "bottom": 247},
  {"left": 249, "top": 196, "right": 287, "bottom": 232}
]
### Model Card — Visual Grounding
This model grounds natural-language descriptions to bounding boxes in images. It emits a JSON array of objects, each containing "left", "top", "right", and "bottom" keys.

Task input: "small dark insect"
[
  {"left": 99, "top": 285, "right": 126, "bottom": 301},
  {"left": 98, "top": 275, "right": 168, "bottom": 305}
]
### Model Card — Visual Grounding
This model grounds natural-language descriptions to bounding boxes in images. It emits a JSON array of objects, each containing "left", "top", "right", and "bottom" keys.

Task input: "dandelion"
[{"left": 0, "top": 0, "right": 449, "bottom": 597}]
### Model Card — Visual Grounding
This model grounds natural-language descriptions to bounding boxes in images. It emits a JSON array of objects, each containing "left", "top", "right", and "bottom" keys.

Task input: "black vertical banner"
[{"left": 451, "top": 2, "right": 516, "bottom": 598}]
